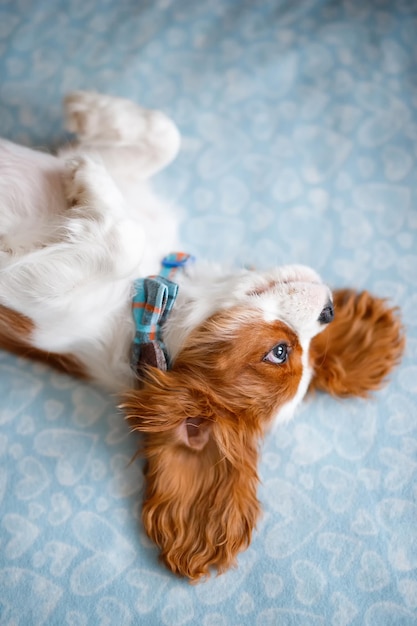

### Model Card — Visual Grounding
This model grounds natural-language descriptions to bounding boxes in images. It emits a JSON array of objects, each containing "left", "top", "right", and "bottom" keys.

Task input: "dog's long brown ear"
[
  {"left": 120, "top": 367, "right": 261, "bottom": 581},
  {"left": 309, "top": 289, "right": 405, "bottom": 398}
]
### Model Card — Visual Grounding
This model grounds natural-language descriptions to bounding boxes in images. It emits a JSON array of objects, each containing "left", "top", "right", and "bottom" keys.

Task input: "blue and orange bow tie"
[{"left": 131, "top": 252, "right": 194, "bottom": 378}]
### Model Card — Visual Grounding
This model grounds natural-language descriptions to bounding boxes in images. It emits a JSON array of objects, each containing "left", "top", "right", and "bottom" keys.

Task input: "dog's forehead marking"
[{"left": 247, "top": 282, "right": 328, "bottom": 332}]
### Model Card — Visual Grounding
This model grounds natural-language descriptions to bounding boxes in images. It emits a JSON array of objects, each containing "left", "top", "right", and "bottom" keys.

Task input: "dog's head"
[{"left": 122, "top": 264, "right": 333, "bottom": 580}]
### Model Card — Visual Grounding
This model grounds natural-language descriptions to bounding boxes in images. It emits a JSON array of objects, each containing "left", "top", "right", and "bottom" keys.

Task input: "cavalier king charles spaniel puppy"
[{"left": 0, "top": 92, "right": 405, "bottom": 581}]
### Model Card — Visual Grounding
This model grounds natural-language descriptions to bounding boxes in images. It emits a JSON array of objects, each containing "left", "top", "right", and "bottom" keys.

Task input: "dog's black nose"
[{"left": 318, "top": 300, "right": 334, "bottom": 324}]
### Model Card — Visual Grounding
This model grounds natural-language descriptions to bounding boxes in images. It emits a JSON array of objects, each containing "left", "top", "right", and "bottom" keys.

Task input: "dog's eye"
[{"left": 264, "top": 343, "right": 289, "bottom": 364}]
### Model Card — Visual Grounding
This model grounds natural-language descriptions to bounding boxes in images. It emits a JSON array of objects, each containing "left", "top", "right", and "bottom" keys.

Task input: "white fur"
[{"left": 0, "top": 92, "right": 332, "bottom": 418}]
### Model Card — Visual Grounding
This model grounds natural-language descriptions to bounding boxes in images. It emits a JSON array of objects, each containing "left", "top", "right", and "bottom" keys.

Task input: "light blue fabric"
[{"left": 1, "top": 1, "right": 417, "bottom": 624}]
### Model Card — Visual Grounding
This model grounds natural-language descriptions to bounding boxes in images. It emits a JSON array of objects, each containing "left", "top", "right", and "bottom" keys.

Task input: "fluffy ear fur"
[
  {"left": 121, "top": 366, "right": 261, "bottom": 581},
  {"left": 309, "top": 289, "right": 405, "bottom": 398}
]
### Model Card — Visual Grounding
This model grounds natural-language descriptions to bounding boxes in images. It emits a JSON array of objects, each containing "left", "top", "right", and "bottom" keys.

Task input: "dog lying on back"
[{"left": 0, "top": 92, "right": 405, "bottom": 581}]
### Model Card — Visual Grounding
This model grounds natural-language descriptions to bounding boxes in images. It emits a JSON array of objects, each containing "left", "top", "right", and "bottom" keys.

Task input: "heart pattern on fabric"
[
  {"left": 70, "top": 512, "right": 136, "bottom": 595},
  {"left": 34, "top": 429, "right": 96, "bottom": 486},
  {"left": 0, "top": 1, "right": 416, "bottom": 623},
  {"left": 263, "top": 479, "right": 326, "bottom": 559},
  {"left": 16, "top": 457, "right": 50, "bottom": 500},
  {"left": 3, "top": 514, "right": 39, "bottom": 559}
]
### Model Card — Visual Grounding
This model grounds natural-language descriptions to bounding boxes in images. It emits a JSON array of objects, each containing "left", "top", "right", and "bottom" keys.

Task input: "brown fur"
[
  {"left": 0, "top": 288, "right": 405, "bottom": 582},
  {"left": 123, "top": 292, "right": 405, "bottom": 580},
  {"left": 0, "top": 304, "right": 88, "bottom": 379},
  {"left": 124, "top": 370, "right": 261, "bottom": 580},
  {"left": 309, "top": 289, "right": 405, "bottom": 397},
  {"left": 122, "top": 307, "right": 303, "bottom": 580}
]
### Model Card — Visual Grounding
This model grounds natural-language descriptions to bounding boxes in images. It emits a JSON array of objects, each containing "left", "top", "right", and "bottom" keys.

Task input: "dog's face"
[
  {"left": 122, "top": 264, "right": 333, "bottom": 580},
  {"left": 162, "top": 263, "right": 334, "bottom": 434}
]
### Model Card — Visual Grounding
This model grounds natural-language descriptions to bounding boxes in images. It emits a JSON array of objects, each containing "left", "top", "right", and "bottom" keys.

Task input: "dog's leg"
[
  {"left": 0, "top": 151, "right": 147, "bottom": 388},
  {"left": 61, "top": 155, "right": 146, "bottom": 278},
  {"left": 60, "top": 91, "right": 181, "bottom": 181},
  {"left": 0, "top": 155, "right": 145, "bottom": 347}
]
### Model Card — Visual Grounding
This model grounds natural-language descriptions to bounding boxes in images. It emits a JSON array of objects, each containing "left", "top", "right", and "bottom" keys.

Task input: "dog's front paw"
[
  {"left": 62, "top": 156, "right": 91, "bottom": 206},
  {"left": 62, "top": 155, "right": 124, "bottom": 217},
  {"left": 62, "top": 156, "right": 107, "bottom": 205},
  {"left": 0, "top": 234, "right": 15, "bottom": 254},
  {"left": 63, "top": 91, "right": 180, "bottom": 160},
  {"left": 64, "top": 91, "right": 110, "bottom": 140},
  {"left": 0, "top": 234, "right": 29, "bottom": 256}
]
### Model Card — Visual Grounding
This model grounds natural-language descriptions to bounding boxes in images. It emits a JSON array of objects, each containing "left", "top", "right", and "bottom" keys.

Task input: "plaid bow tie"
[{"left": 131, "top": 253, "right": 194, "bottom": 378}]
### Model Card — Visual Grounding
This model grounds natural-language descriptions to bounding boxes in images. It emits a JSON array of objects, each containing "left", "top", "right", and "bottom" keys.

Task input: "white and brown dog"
[{"left": 0, "top": 92, "right": 404, "bottom": 580}]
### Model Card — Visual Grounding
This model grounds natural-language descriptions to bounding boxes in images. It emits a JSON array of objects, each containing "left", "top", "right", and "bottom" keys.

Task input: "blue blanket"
[{"left": 1, "top": 1, "right": 416, "bottom": 624}]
